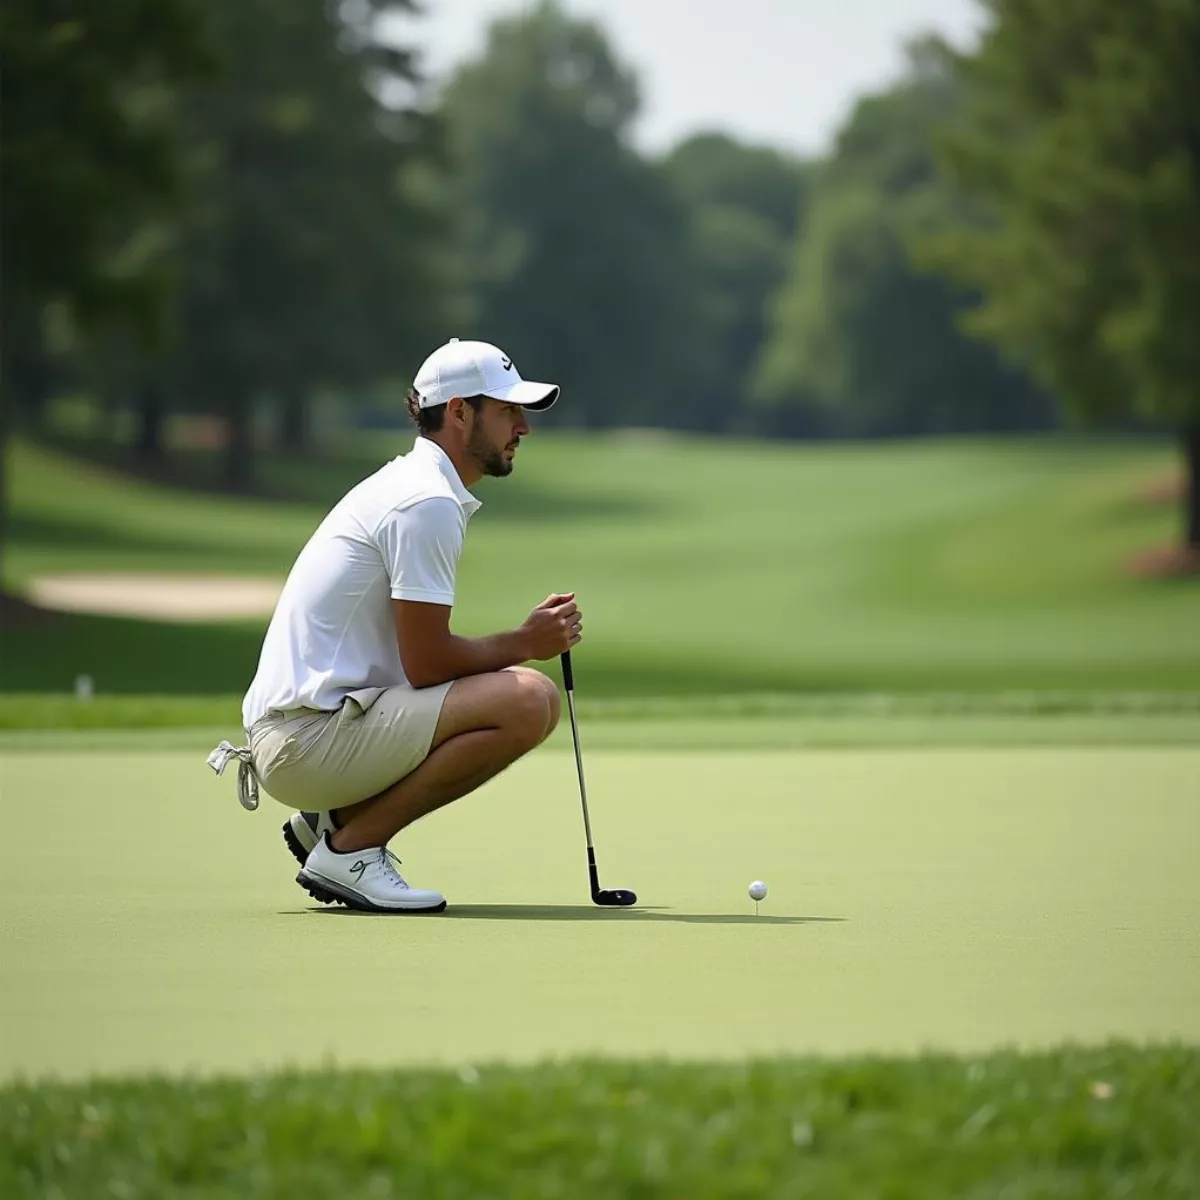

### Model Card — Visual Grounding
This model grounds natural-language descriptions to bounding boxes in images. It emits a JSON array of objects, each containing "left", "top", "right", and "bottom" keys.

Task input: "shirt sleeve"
[{"left": 375, "top": 497, "right": 465, "bottom": 605}]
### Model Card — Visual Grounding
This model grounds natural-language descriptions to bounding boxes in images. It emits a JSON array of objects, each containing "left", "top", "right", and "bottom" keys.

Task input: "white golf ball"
[{"left": 748, "top": 880, "right": 768, "bottom": 902}]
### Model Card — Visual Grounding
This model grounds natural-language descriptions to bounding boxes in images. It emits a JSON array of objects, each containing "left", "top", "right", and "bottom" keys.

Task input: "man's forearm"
[{"left": 412, "top": 630, "right": 532, "bottom": 688}]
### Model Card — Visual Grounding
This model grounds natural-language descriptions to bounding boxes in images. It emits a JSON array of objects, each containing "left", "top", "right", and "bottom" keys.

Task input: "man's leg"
[{"left": 330, "top": 667, "right": 560, "bottom": 853}]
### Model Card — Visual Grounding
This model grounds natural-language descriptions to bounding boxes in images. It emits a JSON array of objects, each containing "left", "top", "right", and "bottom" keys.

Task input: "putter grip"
[{"left": 561, "top": 650, "right": 575, "bottom": 691}]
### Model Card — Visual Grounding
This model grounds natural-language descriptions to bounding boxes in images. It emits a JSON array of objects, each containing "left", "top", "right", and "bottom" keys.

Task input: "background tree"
[
  {"left": 664, "top": 133, "right": 811, "bottom": 432},
  {"left": 0, "top": 0, "right": 209, "bottom": 569},
  {"left": 440, "top": 0, "right": 699, "bottom": 428},
  {"left": 154, "top": 0, "right": 444, "bottom": 485},
  {"left": 754, "top": 39, "right": 1052, "bottom": 437},
  {"left": 923, "top": 0, "right": 1200, "bottom": 559}
]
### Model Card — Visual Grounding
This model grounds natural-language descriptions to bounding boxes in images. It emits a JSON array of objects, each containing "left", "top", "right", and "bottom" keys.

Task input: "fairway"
[
  {"left": 3, "top": 740, "right": 1197, "bottom": 1082},
  {"left": 6, "top": 436, "right": 1199, "bottom": 695}
]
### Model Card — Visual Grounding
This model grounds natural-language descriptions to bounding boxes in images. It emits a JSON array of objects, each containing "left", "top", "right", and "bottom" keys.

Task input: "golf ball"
[{"left": 748, "top": 880, "right": 768, "bottom": 902}]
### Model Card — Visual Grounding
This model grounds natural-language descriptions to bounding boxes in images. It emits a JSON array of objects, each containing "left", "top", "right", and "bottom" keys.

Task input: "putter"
[{"left": 561, "top": 650, "right": 637, "bottom": 907}]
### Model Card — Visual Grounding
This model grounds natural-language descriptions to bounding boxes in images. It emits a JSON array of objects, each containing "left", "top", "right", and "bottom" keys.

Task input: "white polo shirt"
[{"left": 242, "top": 437, "right": 481, "bottom": 729}]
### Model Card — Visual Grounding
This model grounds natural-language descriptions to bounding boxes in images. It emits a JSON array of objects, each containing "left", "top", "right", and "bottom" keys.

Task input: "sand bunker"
[{"left": 26, "top": 574, "right": 282, "bottom": 622}]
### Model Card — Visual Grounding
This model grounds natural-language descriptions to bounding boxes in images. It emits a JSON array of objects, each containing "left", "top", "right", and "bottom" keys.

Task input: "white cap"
[{"left": 413, "top": 339, "right": 559, "bottom": 411}]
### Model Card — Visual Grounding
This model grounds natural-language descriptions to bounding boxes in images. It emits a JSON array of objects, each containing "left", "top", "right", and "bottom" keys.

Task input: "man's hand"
[
  {"left": 393, "top": 592, "right": 582, "bottom": 688},
  {"left": 520, "top": 592, "right": 583, "bottom": 660}
]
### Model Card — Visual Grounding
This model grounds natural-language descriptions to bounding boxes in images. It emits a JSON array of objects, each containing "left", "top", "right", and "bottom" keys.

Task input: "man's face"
[{"left": 466, "top": 397, "right": 531, "bottom": 478}]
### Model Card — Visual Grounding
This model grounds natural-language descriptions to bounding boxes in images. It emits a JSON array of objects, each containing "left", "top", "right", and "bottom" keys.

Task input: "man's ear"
[{"left": 445, "top": 395, "right": 469, "bottom": 429}]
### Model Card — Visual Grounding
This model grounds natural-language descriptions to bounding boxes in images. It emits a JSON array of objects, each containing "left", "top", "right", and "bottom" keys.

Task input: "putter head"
[{"left": 593, "top": 888, "right": 638, "bottom": 907}]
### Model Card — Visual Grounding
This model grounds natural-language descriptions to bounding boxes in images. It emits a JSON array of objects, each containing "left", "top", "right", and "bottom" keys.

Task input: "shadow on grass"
[
  {"left": 9, "top": 512, "right": 292, "bottom": 569},
  {"left": 0, "top": 608, "right": 267, "bottom": 693},
  {"left": 9, "top": 606, "right": 1194, "bottom": 696},
  {"left": 0, "top": 608, "right": 826, "bottom": 695},
  {"left": 281, "top": 904, "right": 842, "bottom": 925},
  {"left": 31, "top": 433, "right": 670, "bottom": 525}
]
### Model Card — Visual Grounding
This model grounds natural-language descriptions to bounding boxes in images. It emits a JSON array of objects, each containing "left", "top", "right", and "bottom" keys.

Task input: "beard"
[{"left": 468, "top": 423, "right": 514, "bottom": 477}]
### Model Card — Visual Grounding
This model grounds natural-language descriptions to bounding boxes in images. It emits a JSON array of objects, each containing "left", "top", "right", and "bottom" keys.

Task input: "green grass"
[
  {"left": 4, "top": 1047, "right": 1198, "bottom": 1199},
  {"left": 5, "top": 434, "right": 1199, "bottom": 695},
  {"left": 5, "top": 688, "right": 1200, "bottom": 729},
  {"left": 2, "top": 691, "right": 1198, "bottom": 753},
  {"left": 6, "top": 712, "right": 1199, "bottom": 754},
  {"left": 7, "top": 434, "right": 1197, "bottom": 1196},
  {"left": 4, "top": 744, "right": 1197, "bottom": 1083}
]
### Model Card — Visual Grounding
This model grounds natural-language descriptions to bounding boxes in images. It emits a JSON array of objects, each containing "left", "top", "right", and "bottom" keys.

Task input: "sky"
[{"left": 389, "top": 0, "right": 984, "bottom": 157}]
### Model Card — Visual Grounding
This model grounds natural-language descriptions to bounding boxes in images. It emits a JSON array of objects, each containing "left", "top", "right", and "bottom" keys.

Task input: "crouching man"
[{"left": 209, "top": 339, "right": 580, "bottom": 913}]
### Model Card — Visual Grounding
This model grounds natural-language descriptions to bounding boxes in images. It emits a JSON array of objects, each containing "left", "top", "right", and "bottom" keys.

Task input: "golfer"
[{"left": 208, "top": 339, "right": 580, "bottom": 912}]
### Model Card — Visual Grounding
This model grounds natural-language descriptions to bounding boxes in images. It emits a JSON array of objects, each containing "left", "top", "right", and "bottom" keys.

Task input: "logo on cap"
[{"left": 501, "top": 356, "right": 513, "bottom": 371}]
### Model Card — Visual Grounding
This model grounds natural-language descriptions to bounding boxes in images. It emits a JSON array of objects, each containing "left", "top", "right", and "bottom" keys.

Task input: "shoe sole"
[
  {"left": 296, "top": 868, "right": 447, "bottom": 914},
  {"left": 282, "top": 819, "right": 314, "bottom": 869}
]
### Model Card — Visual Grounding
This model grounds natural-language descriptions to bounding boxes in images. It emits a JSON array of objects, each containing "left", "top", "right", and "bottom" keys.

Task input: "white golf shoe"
[
  {"left": 297, "top": 832, "right": 447, "bottom": 913},
  {"left": 282, "top": 810, "right": 337, "bottom": 867}
]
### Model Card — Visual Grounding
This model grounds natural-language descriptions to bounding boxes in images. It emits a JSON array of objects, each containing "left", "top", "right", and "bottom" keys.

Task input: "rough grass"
[
  {"left": 5, "top": 434, "right": 1199, "bottom": 695},
  {"left": 3, "top": 1047, "right": 1197, "bottom": 1199},
  {"left": 1, "top": 691, "right": 1198, "bottom": 753},
  {"left": 5, "top": 688, "right": 1200, "bottom": 729}
]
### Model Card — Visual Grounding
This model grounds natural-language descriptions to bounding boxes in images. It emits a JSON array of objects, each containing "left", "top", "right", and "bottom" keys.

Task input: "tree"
[
  {"left": 667, "top": 132, "right": 809, "bottom": 239},
  {"left": 754, "top": 39, "right": 1052, "bottom": 437},
  {"left": 0, "top": 0, "right": 209, "bottom": 567},
  {"left": 439, "top": 1, "right": 699, "bottom": 428},
  {"left": 664, "top": 134, "right": 811, "bottom": 431},
  {"left": 923, "top": 0, "right": 1200, "bottom": 559},
  {"left": 151, "top": 0, "right": 444, "bottom": 485}
]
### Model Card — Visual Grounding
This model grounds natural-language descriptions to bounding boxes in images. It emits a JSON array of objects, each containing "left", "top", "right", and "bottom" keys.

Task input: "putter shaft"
[
  {"left": 562, "top": 651, "right": 636, "bottom": 906},
  {"left": 564, "top": 685, "right": 595, "bottom": 850}
]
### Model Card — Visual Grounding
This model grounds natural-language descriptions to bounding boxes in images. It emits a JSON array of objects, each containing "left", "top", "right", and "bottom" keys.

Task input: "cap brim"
[{"left": 483, "top": 380, "right": 560, "bottom": 411}]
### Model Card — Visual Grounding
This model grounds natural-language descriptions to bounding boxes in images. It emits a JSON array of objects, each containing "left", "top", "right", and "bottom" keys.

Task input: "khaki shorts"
[{"left": 248, "top": 682, "right": 452, "bottom": 811}]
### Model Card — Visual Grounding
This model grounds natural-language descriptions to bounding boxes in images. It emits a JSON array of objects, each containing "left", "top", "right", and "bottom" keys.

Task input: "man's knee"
[
  {"left": 501, "top": 669, "right": 554, "bottom": 752},
  {"left": 435, "top": 667, "right": 559, "bottom": 753},
  {"left": 531, "top": 669, "right": 562, "bottom": 735},
  {"left": 544, "top": 678, "right": 561, "bottom": 734},
  {"left": 505, "top": 667, "right": 560, "bottom": 740}
]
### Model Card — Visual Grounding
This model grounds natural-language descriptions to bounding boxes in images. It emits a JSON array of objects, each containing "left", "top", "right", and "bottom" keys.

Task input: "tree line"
[{"left": 2, "top": 0, "right": 1197, "bottom": 551}]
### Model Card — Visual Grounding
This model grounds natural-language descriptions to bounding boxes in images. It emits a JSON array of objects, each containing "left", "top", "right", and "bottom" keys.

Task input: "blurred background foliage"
[{"left": 2, "top": 0, "right": 1198, "bottom": 559}]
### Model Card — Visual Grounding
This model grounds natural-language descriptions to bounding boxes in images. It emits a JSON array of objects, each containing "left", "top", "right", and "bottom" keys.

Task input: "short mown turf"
[
  {"left": 3, "top": 744, "right": 1197, "bottom": 1082},
  {"left": 3, "top": 1047, "right": 1197, "bottom": 1198}
]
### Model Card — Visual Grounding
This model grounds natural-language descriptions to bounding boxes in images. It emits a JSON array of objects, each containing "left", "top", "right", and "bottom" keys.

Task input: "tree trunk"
[
  {"left": 135, "top": 383, "right": 165, "bottom": 463},
  {"left": 5, "top": 306, "right": 54, "bottom": 432},
  {"left": 18, "top": 357, "right": 53, "bottom": 431},
  {"left": 225, "top": 398, "right": 254, "bottom": 489},
  {"left": 278, "top": 391, "right": 309, "bottom": 454},
  {"left": 1185, "top": 423, "right": 1200, "bottom": 551}
]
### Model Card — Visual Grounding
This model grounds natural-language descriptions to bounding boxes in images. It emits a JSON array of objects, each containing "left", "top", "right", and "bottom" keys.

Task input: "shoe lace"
[{"left": 377, "top": 846, "right": 409, "bottom": 890}]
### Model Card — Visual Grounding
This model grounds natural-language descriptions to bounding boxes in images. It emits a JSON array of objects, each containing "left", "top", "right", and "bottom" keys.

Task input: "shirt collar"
[{"left": 409, "top": 435, "right": 482, "bottom": 516}]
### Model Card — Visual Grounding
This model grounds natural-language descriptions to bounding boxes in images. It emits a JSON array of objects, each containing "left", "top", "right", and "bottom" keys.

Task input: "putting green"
[{"left": 1, "top": 745, "right": 1197, "bottom": 1081}]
